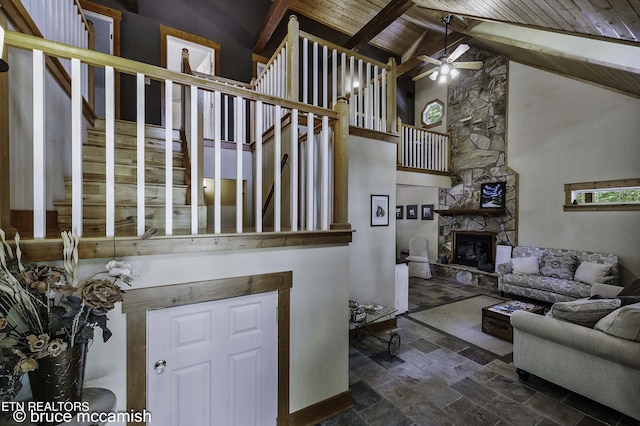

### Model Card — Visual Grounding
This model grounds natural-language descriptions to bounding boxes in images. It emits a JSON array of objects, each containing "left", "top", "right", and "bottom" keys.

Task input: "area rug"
[{"left": 408, "top": 295, "right": 513, "bottom": 356}]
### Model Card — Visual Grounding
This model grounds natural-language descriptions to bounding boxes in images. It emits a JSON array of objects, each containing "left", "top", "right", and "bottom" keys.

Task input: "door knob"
[{"left": 154, "top": 360, "right": 167, "bottom": 375}]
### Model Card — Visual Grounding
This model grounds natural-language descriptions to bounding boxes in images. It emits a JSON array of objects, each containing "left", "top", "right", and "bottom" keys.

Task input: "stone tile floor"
[{"left": 320, "top": 276, "right": 640, "bottom": 426}]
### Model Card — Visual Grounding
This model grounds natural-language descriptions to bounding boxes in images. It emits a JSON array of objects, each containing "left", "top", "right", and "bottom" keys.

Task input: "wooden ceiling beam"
[
  {"left": 397, "top": 31, "right": 468, "bottom": 76},
  {"left": 343, "top": 0, "right": 416, "bottom": 52},
  {"left": 253, "top": 0, "right": 294, "bottom": 54}
]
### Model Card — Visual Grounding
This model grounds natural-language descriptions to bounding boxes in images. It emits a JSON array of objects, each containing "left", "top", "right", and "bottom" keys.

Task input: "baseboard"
[{"left": 289, "top": 390, "right": 352, "bottom": 426}]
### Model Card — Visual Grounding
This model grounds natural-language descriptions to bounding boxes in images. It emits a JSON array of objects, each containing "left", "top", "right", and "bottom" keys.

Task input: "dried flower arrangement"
[{"left": 0, "top": 230, "right": 132, "bottom": 400}]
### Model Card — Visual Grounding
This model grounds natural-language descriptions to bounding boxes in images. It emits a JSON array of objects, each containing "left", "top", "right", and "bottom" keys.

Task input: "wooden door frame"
[{"left": 122, "top": 271, "right": 292, "bottom": 426}]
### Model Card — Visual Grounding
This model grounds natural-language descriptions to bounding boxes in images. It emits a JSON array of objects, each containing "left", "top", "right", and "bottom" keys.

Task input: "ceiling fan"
[{"left": 413, "top": 15, "right": 483, "bottom": 83}]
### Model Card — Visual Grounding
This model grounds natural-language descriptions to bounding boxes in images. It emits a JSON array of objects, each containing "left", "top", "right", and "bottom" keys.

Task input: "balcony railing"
[
  {"left": 2, "top": 29, "right": 349, "bottom": 240},
  {"left": 398, "top": 121, "right": 450, "bottom": 174},
  {"left": 254, "top": 16, "right": 397, "bottom": 134}
]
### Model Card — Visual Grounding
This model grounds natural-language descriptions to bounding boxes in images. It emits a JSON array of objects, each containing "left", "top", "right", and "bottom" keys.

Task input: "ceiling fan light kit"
[{"left": 414, "top": 14, "right": 483, "bottom": 84}]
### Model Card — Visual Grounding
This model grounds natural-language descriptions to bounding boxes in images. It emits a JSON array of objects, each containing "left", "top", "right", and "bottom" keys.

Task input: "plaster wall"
[
  {"left": 348, "top": 135, "right": 396, "bottom": 308},
  {"left": 76, "top": 245, "right": 350, "bottom": 419},
  {"left": 508, "top": 62, "right": 640, "bottom": 284}
]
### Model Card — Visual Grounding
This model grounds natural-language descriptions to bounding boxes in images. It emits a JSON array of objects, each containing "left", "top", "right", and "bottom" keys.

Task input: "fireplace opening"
[{"left": 452, "top": 231, "right": 496, "bottom": 268}]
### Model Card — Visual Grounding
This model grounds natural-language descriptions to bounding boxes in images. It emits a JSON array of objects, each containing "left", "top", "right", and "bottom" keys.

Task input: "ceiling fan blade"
[
  {"left": 417, "top": 55, "right": 442, "bottom": 66},
  {"left": 451, "top": 61, "right": 483, "bottom": 70},
  {"left": 446, "top": 44, "right": 470, "bottom": 62},
  {"left": 412, "top": 67, "right": 439, "bottom": 81}
]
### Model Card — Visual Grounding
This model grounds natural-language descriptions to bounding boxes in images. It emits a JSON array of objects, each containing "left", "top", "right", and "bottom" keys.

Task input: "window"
[
  {"left": 421, "top": 99, "right": 444, "bottom": 128},
  {"left": 564, "top": 179, "right": 640, "bottom": 211}
]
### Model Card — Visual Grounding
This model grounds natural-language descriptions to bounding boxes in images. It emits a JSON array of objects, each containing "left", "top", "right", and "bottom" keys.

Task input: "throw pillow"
[
  {"left": 619, "top": 278, "right": 640, "bottom": 296},
  {"left": 574, "top": 261, "right": 611, "bottom": 285},
  {"left": 540, "top": 253, "right": 578, "bottom": 280},
  {"left": 594, "top": 302, "right": 640, "bottom": 342},
  {"left": 511, "top": 257, "right": 539, "bottom": 275},
  {"left": 550, "top": 298, "right": 621, "bottom": 327}
]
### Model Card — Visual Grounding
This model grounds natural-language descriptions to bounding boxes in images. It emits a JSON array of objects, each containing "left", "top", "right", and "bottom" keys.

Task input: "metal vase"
[{"left": 28, "top": 343, "right": 87, "bottom": 421}]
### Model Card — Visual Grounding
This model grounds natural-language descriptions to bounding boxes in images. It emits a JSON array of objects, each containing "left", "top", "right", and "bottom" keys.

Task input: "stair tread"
[{"left": 63, "top": 177, "right": 189, "bottom": 188}]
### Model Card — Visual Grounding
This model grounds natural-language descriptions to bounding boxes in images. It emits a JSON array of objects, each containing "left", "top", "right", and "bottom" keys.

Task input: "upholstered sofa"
[
  {"left": 511, "top": 285, "right": 640, "bottom": 421},
  {"left": 497, "top": 246, "right": 619, "bottom": 303}
]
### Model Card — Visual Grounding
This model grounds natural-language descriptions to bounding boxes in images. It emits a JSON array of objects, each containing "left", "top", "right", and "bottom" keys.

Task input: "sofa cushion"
[
  {"left": 540, "top": 253, "right": 578, "bottom": 280},
  {"left": 550, "top": 298, "right": 621, "bottom": 327},
  {"left": 502, "top": 273, "right": 591, "bottom": 299},
  {"left": 594, "top": 302, "right": 640, "bottom": 342},
  {"left": 619, "top": 279, "right": 640, "bottom": 296},
  {"left": 574, "top": 261, "right": 611, "bottom": 285},
  {"left": 511, "top": 257, "right": 539, "bottom": 275}
]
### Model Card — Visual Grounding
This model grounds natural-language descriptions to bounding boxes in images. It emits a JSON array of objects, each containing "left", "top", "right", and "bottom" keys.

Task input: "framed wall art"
[
  {"left": 480, "top": 182, "right": 506, "bottom": 208},
  {"left": 396, "top": 206, "right": 404, "bottom": 220},
  {"left": 406, "top": 204, "right": 418, "bottom": 220},
  {"left": 371, "top": 195, "right": 390, "bottom": 226},
  {"left": 421, "top": 204, "right": 434, "bottom": 220}
]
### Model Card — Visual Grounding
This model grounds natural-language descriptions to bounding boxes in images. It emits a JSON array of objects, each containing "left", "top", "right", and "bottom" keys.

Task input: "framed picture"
[
  {"left": 480, "top": 182, "right": 506, "bottom": 208},
  {"left": 371, "top": 195, "right": 390, "bottom": 226},
  {"left": 406, "top": 204, "right": 418, "bottom": 220},
  {"left": 421, "top": 204, "right": 434, "bottom": 220},
  {"left": 396, "top": 206, "right": 404, "bottom": 220}
]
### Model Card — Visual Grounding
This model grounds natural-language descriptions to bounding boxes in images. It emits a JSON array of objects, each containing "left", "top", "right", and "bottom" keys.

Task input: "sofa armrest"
[
  {"left": 511, "top": 310, "right": 640, "bottom": 370},
  {"left": 590, "top": 283, "right": 623, "bottom": 298}
]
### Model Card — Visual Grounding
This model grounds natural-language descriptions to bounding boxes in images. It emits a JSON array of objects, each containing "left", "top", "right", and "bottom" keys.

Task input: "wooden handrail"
[
  {"left": 4, "top": 30, "right": 339, "bottom": 121},
  {"left": 262, "top": 154, "right": 289, "bottom": 219}
]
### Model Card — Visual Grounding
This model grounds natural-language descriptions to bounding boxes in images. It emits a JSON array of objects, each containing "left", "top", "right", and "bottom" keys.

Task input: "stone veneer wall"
[{"left": 438, "top": 48, "right": 517, "bottom": 261}]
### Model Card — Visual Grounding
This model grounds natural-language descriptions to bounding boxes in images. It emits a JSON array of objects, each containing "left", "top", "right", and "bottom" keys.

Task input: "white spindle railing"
[
  {"left": 5, "top": 30, "right": 339, "bottom": 238},
  {"left": 399, "top": 123, "right": 450, "bottom": 173},
  {"left": 253, "top": 17, "right": 395, "bottom": 134},
  {"left": 21, "top": 0, "right": 90, "bottom": 98}
]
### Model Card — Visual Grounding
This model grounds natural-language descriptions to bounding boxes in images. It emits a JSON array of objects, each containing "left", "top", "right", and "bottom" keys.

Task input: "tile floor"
[{"left": 320, "top": 276, "right": 639, "bottom": 426}]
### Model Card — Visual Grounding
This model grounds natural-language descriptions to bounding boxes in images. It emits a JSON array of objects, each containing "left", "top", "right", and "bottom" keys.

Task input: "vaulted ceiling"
[{"left": 265, "top": 0, "right": 640, "bottom": 97}]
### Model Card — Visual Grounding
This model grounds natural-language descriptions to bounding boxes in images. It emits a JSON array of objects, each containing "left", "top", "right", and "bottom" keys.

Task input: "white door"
[{"left": 147, "top": 291, "right": 278, "bottom": 426}]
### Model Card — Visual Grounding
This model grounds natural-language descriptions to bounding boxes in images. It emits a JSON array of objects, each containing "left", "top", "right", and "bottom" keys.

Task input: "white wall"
[
  {"left": 79, "top": 245, "right": 349, "bottom": 421},
  {"left": 396, "top": 185, "right": 439, "bottom": 262},
  {"left": 348, "top": 135, "right": 396, "bottom": 308},
  {"left": 508, "top": 62, "right": 640, "bottom": 284}
]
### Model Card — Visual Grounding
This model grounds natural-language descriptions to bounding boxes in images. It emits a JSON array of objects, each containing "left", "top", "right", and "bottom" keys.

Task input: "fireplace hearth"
[{"left": 452, "top": 231, "right": 496, "bottom": 268}]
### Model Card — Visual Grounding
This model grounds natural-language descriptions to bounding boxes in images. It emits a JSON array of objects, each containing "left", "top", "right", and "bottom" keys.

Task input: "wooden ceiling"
[{"left": 280, "top": 0, "right": 640, "bottom": 97}]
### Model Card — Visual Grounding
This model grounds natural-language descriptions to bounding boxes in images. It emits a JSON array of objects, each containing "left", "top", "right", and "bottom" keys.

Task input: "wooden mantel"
[{"left": 434, "top": 208, "right": 504, "bottom": 217}]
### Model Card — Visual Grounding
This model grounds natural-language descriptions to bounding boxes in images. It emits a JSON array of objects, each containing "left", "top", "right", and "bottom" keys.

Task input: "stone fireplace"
[
  {"left": 437, "top": 47, "right": 517, "bottom": 265},
  {"left": 452, "top": 230, "right": 496, "bottom": 267}
]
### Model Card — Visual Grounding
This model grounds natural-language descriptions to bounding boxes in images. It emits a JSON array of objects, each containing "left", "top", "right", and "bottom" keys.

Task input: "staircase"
[{"left": 55, "top": 119, "right": 206, "bottom": 236}]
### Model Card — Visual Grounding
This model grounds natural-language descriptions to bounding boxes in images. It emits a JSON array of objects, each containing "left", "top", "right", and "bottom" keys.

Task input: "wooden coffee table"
[{"left": 482, "top": 300, "right": 546, "bottom": 342}]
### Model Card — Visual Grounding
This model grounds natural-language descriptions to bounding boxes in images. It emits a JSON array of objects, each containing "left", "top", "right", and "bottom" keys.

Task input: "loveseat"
[
  {"left": 511, "top": 284, "right": 640, "bottom": 421},
  {"left": 497, "top": 246, "right": 619, "bottom": 303}
]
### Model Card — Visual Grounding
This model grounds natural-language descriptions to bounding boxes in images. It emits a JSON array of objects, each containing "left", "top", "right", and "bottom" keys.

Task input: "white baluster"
[
  {"left": 105, "top": 66, "right": 115, "bottom": 237},
  {"left": 255, "top": 100, "right": 263, "bottom": 233},
  {"left": 165, "top": 80, "right": 173, "bottom": 235},
  {"left": 306, "top": 112, "right": 314, "bottom": 230},
  {"left": 190, "top": 85, "right": 199, "bottom": 234},
  {"left": 290, "top": 109, "right": 298, "bottom": 231},
  {"left": 321, "top": 115, "right": 329, "bottom": 230},
  {"left": 323, "top": 45, "right": 328, "bottom": 108},
  {"left": 373, "top": 65, "right": 379, "bottom": 131},
  {"left": 214, "top": 91, "right": 222, "bottom": 234},
  {"left": 71, "top": 57, "right": 82, "bottom": 237},
  {"left": 136, "top": 73, "right": 146, "bottom": 236},
  {"left": 313, "top": 42, "right": 318, "bottom": 106},
  {"left": 302, "top": 38, "right": 308, "bottom": 104},
  {"left": 381, "top": 68, "right": 387, "bottom": 131},
  {"left": 274, "top": 105, "right": 281, "bottom": 232},
  {"left": 235, "top": 96, "right": 243, "bottom": 233},
  {"left": 332, "top": 49, "right": 337, "bottom": 108},
  {"left": 357, "top": 59, "right": 363, "bottom": 127}
]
